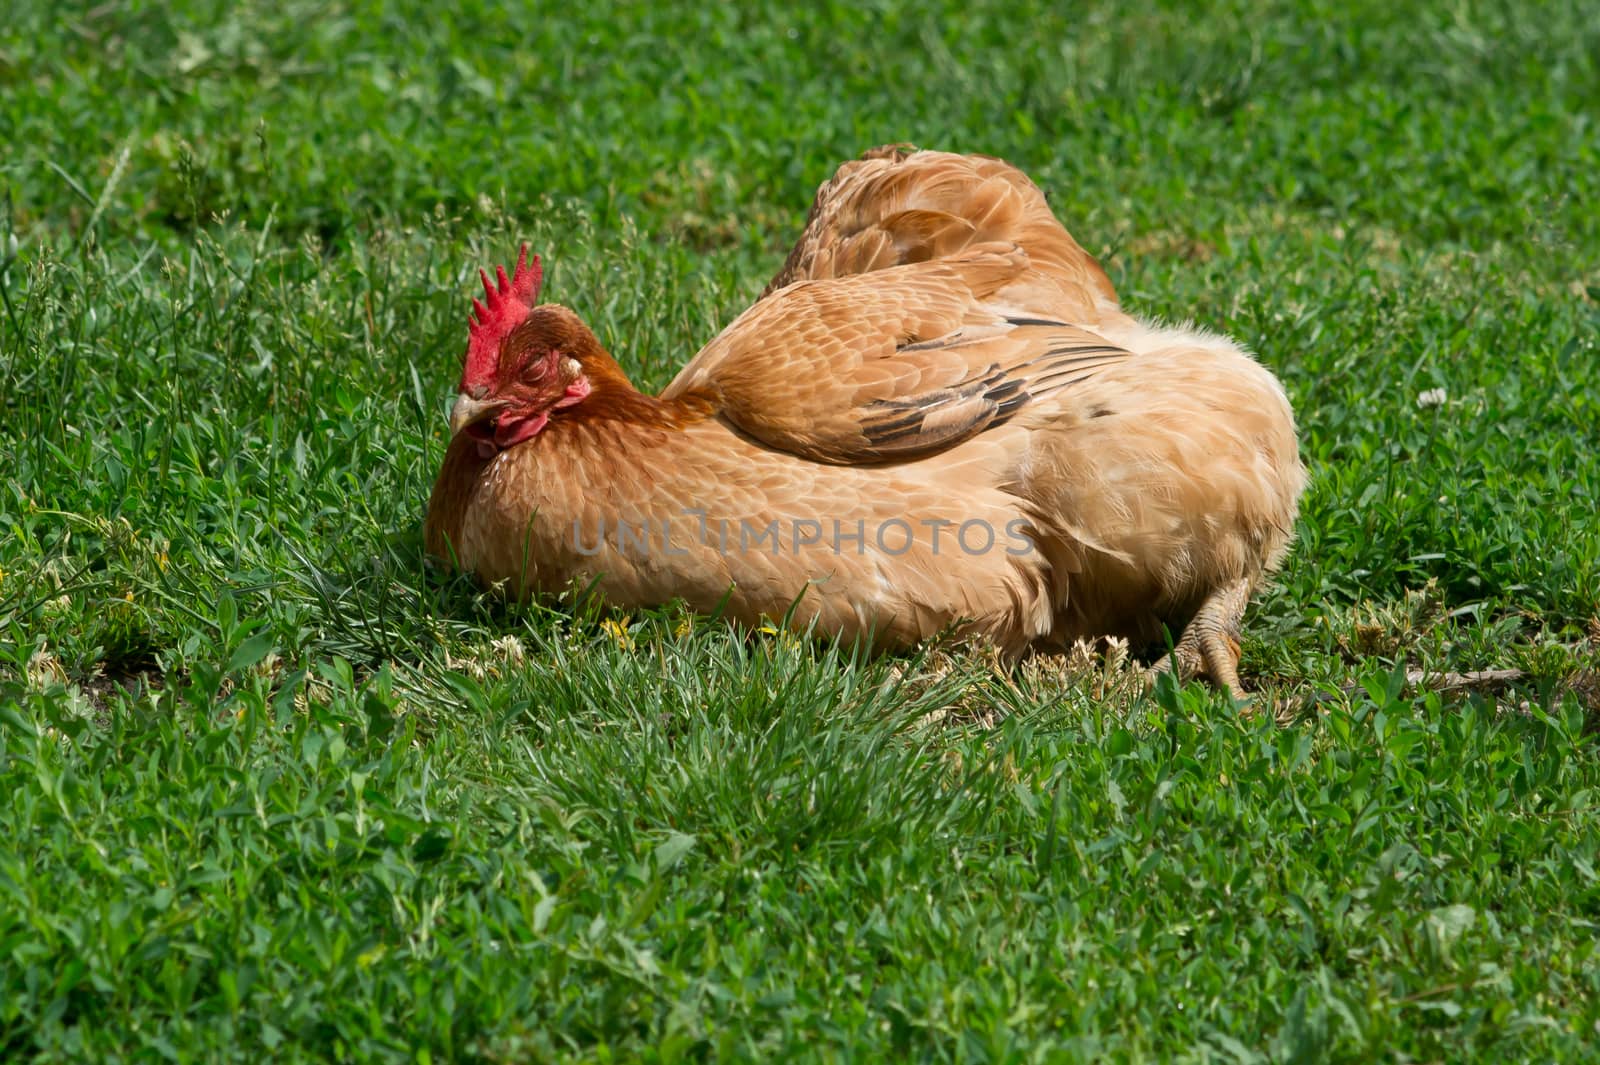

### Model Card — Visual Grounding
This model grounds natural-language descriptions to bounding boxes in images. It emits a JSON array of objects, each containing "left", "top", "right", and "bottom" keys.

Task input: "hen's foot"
[{"left": 1144, "top": 578, "right": 1253, "bottom": 705}]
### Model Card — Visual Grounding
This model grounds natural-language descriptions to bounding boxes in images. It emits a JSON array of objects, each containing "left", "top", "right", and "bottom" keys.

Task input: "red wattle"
[{"left": 493, "top": 410, "right": 550, "bottom": 450}]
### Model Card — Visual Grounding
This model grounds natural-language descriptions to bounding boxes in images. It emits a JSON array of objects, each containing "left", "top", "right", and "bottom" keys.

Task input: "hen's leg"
[{"left": 1144, "top": 578, "right": 1252, "bottom": 703}]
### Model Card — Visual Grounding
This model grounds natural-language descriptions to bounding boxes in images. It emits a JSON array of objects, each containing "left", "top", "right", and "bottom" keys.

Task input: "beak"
[{"left": 449, "top": 392, "right": 504, "bottom": 437}]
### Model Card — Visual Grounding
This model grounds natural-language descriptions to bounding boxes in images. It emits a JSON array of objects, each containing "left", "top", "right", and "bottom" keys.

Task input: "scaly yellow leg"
[{"left": 1144, "top": 578, "right": 1253, "bottom": 704}]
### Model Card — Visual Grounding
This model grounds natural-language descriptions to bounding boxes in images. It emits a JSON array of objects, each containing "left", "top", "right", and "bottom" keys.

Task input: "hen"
[{"left": 425, "top": 147, "right": 1305, "bottom": 698}]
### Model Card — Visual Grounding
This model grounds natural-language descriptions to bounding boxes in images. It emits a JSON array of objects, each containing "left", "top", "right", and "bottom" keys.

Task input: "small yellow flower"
[
  {"left": 600, "top": 618, "right": 634, "bottom": 650},
  {"left": 673, "top": 616, "right": 694, "bottom": 639},
  {"left": 156, "top": 550, "right": 169, "bottom": 571},
  {"left": 124, "top": 590, "right": 134, "bottom": 602}
]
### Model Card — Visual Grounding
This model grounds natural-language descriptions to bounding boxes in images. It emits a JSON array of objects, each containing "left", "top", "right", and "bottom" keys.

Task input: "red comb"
[{"left": 461, "top": 244, "right": 542, "bottom": 390}]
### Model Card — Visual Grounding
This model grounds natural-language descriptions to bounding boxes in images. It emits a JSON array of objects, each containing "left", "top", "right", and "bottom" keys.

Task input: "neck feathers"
[{"left": 563, "top": 347, "right": 713, "bottom": 432}]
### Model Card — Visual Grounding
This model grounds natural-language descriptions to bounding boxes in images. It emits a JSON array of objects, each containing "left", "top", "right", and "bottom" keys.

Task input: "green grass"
[{"left": 3, "top": 0, "right": 1600, "bottom": 1059}]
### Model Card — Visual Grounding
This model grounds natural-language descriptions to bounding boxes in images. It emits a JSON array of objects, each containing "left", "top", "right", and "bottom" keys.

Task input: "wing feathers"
[
  {"left": 667, "top": 251, "right": 1131, "bottom": 464},
  {"left": 657, "top": 147, "right": 1136, "bottom": 466}
]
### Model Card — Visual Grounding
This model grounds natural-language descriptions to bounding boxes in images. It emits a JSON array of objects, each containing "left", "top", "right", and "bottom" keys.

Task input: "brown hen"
[{"left": 425, "top": 147, "right": 1306, "bottom": 698}]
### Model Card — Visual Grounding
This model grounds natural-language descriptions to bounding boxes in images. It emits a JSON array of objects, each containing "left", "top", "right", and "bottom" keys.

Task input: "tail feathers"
[{"left": 765, "top": 147, "right": 1119, "bottom": 325}]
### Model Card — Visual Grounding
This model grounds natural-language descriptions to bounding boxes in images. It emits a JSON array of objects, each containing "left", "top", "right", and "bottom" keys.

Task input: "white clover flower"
[{"left": 489, "top": 634, "right": 525, "bottom": 665}]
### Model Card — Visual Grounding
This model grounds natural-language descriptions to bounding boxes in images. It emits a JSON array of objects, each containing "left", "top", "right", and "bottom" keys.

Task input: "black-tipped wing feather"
[{"left": 662, "top": 247, "right": 1131, "bottom": 466}]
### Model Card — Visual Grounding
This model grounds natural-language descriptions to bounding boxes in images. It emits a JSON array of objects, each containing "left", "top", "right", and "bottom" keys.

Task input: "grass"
[{"left": 3, "top": 0, "right": 1599, "bottom": 1059}]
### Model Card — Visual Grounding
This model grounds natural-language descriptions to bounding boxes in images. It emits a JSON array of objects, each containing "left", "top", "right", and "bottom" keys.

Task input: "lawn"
[{"left": 3, "top": 0, "right": 1599, "bottom": 1060}]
